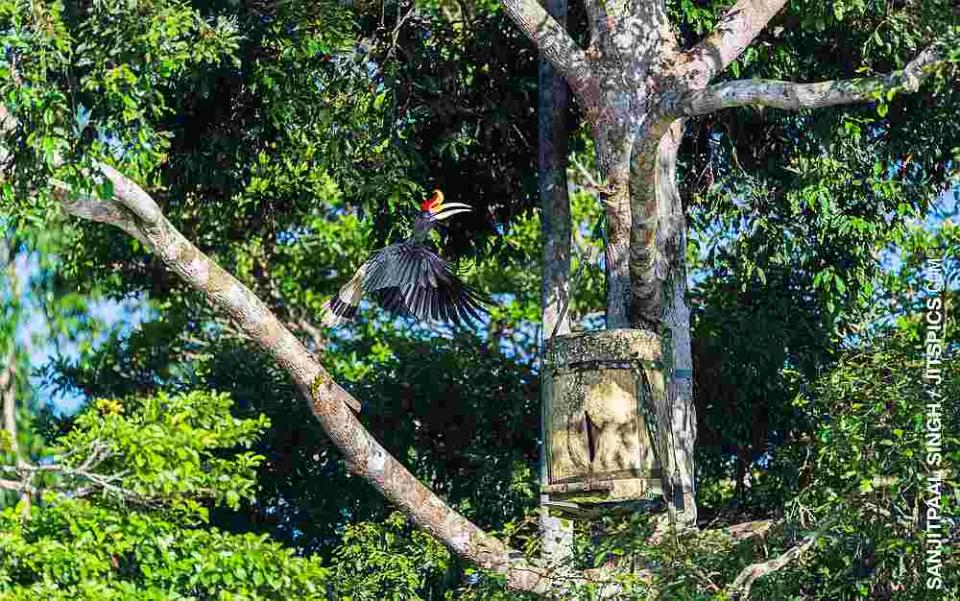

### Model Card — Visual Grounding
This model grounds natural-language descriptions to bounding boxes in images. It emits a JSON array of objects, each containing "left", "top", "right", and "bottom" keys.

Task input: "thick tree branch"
[
  {"left": 682, "top": 0, "right": 788, "bottom": 87},
  {"left": 500, "top": 0, "right": 602, "bottom": 118},
  {"left": 678, "top": 44, "right": 948, "bottom": 115},
  {"left": 51, "top": 169, "right": 574, "bottom": 594},
  {"left": 724, "top": 519, "right": 775, "bottom": 541},
  {"left": 0, "top": 478, "right": 32, "bottom": 493},
  {"left": 57, "top": 192, "right": 145, "bottom": 241}
]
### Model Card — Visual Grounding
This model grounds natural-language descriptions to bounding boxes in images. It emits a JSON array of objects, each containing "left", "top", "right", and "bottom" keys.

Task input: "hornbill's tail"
[{"left": 321, "top": 267, "right": 365, "bottom": 327}]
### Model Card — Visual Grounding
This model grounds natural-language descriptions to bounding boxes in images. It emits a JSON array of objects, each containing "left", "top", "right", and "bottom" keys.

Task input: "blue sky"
[{"left": 12, "top": 251, "right": 151, "bottom": 414}]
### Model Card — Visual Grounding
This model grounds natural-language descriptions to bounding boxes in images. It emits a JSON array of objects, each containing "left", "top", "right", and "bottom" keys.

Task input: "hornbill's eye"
[{"left": 420, "top": 190, "right": 444, "bottom": 212}]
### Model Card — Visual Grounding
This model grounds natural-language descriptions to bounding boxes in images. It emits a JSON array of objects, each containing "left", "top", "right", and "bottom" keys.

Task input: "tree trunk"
[
  {"left": 0, "top": 240, "right": 29, "bottom": 514},
  {"left": 590, "top": 113, "right": 698, "bottom": 525},
  {"left": 502, "top": 0, "right": 864, "bottom": 537},
  {"left": 0, "top": 348, "right": 16, "bottom": 460},
  {"left": 617, "top": 119, "right": 697, "bottom": 526},
  {"left": 0, "top": 241, "right": 18, "bottom": 462},
  {"left": 653, "top": 121, "right": 697, "bottom": 526},
  {"left": 538, "top": 0, "right": 574, "bottom": 564},
  {"left": 538, "top": 0, "right": 572, "bottom": 343},
  {"left": 594, "top": 127, "right": 634, "bottom": 330}
]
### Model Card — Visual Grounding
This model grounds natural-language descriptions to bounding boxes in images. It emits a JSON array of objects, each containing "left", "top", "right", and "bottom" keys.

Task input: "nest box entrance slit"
[{"left": 541, "top": 329, "right": 664, "bottom": 507}]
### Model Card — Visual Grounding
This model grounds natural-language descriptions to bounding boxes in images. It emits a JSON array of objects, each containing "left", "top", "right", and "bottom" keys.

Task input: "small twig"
[
  {"left": 691, "top": 566, "right": 721, "bottom": 592},
  {"left": 76, "top": 442, "right": 111, "bottom": 472},
  {"left": 570, "top": 155, "right": 604, "bottom": 192},
  {"left": 570, "top": 155, "right": 619, "bottom": 204},
  {"left": 385, "top": 3, "right": 417, "bottom": 61},
  {"left": 1, "top": 458, "right": 158, "bottom": 505},
  {"left": 294, "top": 316, "right": 326, "bottom": 352},
  {"left": 7, "top": 49, "right": 23, "bottom": 87}
]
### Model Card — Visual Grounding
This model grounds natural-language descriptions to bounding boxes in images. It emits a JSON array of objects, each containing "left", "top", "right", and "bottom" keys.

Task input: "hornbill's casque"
[{"left": 321, "top": 190, "right": 489, "bottom": 327}]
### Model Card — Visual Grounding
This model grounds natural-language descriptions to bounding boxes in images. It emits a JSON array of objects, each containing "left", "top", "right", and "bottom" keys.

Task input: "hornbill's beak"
[
  {"left": 421, "top": 190, "right": 472, "bottom": 221},
  {"left": 433, "top": 202, "right": 472, "bottom": 221}
]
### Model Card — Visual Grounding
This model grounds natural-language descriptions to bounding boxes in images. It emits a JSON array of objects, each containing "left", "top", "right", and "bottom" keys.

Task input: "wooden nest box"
[{"left": 542, "top": 329, "right": 663, "bottom": 507}]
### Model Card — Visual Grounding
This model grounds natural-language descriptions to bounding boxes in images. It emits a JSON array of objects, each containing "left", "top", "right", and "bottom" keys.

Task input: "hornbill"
[{"left": 321, "top": 190, "right": 489, "bottom": 327}]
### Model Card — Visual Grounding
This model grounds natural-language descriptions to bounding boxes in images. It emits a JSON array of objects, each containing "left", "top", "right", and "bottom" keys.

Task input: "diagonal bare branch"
[
  {"left": 677, "top": 44, "right": 949, "bottom": 116},
  {"left": 0, "top": 102, "right": 572, "bottom": 591},
  {"left": 726, "top": 522, "right": 831, "bottom": 600},
  {"left": 500, "top": 0, "right": 603, "bottom": 118},
  {"left": 682, "top": 0, "right": 788, "bottom": 88},
  {"left": 50, "top": 167, "right": 568, "bottom": 593}
]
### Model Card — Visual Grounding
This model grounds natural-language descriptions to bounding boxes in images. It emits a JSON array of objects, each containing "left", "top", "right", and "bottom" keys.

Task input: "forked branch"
[{"left": 726, "top": 521, "right": 832, "bottom": 600}]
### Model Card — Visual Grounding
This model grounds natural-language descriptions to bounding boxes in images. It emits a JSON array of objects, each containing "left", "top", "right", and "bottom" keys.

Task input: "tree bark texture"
[
  {"left": 538, "top": 0, "right": 572, "bottom": 342},
  {"left": 653, "top": 121, "right": 697, "bottom": 524}
]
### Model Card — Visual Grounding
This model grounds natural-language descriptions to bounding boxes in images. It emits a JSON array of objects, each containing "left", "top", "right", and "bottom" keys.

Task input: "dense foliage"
[
  {"left": 0, "top": 0, "right": 956, "bottom": 599},
  {"left": 0, "top": 390, "right": 333, "bottom": 599}
]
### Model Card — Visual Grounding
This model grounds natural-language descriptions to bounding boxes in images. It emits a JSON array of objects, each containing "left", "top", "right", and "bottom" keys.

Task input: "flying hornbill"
[{"left": 321, "top": 190, "right": 489, "bottom": 327}]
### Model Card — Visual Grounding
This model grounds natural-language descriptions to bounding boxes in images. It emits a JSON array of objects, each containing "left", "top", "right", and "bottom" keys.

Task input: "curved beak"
[{"left": 433, "top": 202, "right": 472, "bottom": 221}]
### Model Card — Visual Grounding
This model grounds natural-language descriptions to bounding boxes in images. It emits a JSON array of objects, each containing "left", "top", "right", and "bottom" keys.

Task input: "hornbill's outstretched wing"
[{"left": 322, "top": 242, "right": 488, "bottom": 327}]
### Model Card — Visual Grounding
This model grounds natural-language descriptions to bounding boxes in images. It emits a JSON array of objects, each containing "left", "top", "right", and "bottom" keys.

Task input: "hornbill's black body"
[{"left": 322, "top": 191, "right": 488, "bottom": 327}]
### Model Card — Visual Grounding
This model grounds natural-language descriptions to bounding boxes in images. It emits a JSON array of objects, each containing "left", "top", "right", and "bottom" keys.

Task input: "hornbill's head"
[{"left": 419, "top": 190, "right": 472, "bottom": 223}]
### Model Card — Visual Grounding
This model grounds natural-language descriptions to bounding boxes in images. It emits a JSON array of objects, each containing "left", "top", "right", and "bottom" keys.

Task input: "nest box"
[{"left": 541, "top": 329, "right": 664, "bottom": 506}]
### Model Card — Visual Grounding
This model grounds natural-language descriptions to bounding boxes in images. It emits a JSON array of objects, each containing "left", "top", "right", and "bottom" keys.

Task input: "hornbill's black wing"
[
  {"left": 322, "top": 243, "right": 488, "bottom": 327},
  {"left": 386, "top": 244, "right": 488, "bottom": 326}
]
